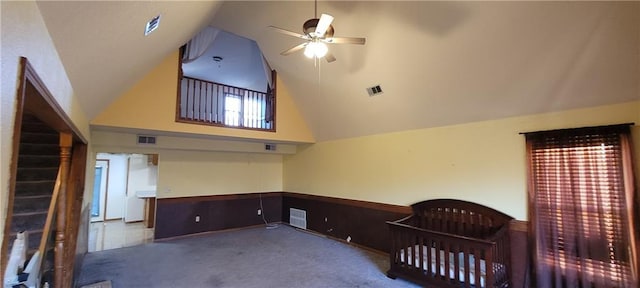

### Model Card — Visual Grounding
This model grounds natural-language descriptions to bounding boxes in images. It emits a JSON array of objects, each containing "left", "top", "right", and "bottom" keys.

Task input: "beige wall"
[
  {"left": 157, "top": 150, "right": 282, "bottom": 198},
  {"left": 1, "top": 1, "right": 90, "bottom": 250},
  {"left": 283, "top": 101, "right": 640, "bottom": 220},
  {"left": 91, "top": 51, "right": 315, "bottom": 144},
  {"left": 91, "top": 131, "right": 286, "bottom": 199},
  {"left": 91, "top": 130, "right": 297, "bottom": 155}
]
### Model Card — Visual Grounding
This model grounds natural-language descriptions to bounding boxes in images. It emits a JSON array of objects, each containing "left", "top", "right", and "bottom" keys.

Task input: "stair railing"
[
  {"left": 37, "top": 167, "right": 62, "bottom": 283},
  {"left": 39, "top": 168, "right": 61, "bottom": 254}
]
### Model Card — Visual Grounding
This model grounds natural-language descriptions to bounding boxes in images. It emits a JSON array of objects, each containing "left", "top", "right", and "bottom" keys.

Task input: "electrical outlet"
[
  {"left": 195, "top": 215, "right": 200, "bottom": 222},
  {"left": 257, "top": 209, "right": 262, "bottom": 216}
]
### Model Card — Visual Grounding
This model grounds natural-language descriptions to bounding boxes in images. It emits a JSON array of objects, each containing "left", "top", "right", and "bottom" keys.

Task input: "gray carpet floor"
[{"left": 77, "top": 225, "right": 420, "bottom": 288}]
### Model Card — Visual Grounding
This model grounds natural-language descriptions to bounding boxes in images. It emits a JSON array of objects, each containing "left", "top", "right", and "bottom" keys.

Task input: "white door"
[{"left": 91, "top": 160, "right": 108, "bottom": 222}]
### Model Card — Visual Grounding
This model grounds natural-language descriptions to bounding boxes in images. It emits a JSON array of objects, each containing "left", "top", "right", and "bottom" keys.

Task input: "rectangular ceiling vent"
[
  {"left": 137, "top": 135, "right": 157, "bottom": 145},
  {"left": 144, "top": 15, "right": 161, "bottom": 36},
  {"left": 265, "top": 144, "right": 277, "bottom": 151},
  {"left": 366, "top": 84, "right": 383, "bottom": 96}
]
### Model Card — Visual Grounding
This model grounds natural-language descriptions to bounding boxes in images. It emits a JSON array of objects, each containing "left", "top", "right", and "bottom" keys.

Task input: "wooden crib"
[{"left": 387, "top": 199, "right": 513, "bottom": 288}]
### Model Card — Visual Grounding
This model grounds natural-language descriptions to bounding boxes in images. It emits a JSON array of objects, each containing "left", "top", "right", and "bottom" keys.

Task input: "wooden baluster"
[{"left": 55, "top": 132, "right": 72, "bottom": 287}]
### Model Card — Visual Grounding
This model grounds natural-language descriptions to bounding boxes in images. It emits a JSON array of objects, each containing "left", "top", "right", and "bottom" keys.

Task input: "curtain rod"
[{"left": 519, "top": 123, "right": 635, "bottom": 135}]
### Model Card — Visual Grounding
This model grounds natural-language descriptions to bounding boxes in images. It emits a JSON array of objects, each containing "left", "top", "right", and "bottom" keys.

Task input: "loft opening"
[{"left": 177, "top": 27, "right": 276, "bottom": 132}]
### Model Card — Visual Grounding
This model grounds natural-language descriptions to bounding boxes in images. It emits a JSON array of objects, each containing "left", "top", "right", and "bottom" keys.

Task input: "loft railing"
[{"left": 177, "top": 76, "right": 275, "bottom": 131}]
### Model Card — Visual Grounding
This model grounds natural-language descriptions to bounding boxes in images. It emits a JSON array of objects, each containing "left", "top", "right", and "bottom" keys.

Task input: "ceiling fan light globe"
[
  {"left": 304, "top": 44, "right": 315, "bottom": 58},
  {"left": 314, "top": 42, "right": 328, "bottom": 58}
]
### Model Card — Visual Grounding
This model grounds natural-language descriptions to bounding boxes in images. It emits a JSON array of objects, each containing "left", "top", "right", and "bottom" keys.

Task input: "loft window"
[{"left": 224, "top": 93, "right": 241, "bottom": 126}]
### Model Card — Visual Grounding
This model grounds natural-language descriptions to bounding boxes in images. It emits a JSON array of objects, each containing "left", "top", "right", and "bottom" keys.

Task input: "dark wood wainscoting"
[
  {"left": 73, "top": 205, "right": 91, "bottom": 286},
  {"left": 155, "top": 193, "right": 282, "bottom": 239},
  {"left": 282, "top": 193, "right": 411, "bottom": 253},
  {"left": 154, "top": 192, "right": 529, "bottom": 287},
  {"left": 510, "top": 220, "right": 529, "bottom": 288}
]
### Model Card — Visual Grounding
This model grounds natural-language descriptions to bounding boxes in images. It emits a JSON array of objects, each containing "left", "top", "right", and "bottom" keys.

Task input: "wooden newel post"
[{"left": 55, "top": 132, "right": 72, "bottom": 287}]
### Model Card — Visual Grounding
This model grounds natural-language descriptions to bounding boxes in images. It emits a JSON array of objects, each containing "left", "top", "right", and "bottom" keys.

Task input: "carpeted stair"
[{"left": 7, "top": 114, "right": 59, "bottom": 284}]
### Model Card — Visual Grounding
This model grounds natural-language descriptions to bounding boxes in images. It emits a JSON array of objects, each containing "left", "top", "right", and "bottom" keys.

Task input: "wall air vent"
[
  {"left": 265, "top": 144, "right": 277, "bottom": 151},
  {"left": 137, "top": 135, "right": 157, "bottom": 145},
  {"left": 144, "top": 15, "right": 161, "bottom": 36},
  {"left": 289, "top": 208, "right": 307, "bottom": 230},
  {"left": 366, "top": 84, "right": 383, "bottom": 96}
]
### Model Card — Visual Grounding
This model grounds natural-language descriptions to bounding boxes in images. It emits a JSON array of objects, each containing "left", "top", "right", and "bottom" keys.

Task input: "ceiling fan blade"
[
  {"left": 325, "top": 52, "right": 336, "bottom": 63},
  {"left": 315, "top": 14, "right": 334, "bottom": 37},
  {"left": 269, "top": 26, "right": 308, "bottom": 39},
  {"left": 281, "top": 42, "right": 308, "bottom": 56},
  {"left": 326, "top": 37, "right": 366, "bottom": 45}
]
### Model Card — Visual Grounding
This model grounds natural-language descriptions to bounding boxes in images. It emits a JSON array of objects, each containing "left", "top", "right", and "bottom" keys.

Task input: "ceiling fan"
[{"left": 268, "top": 0, "right": 366, "bottom": 63}]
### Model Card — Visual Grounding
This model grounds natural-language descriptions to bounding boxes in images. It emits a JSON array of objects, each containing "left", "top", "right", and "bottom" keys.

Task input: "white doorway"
[
  {"left": 89, "top": 153, "right": 158, "bottom": 252},
  {"left": 124, "top": 154, "right": 153, "bottom": 222}
]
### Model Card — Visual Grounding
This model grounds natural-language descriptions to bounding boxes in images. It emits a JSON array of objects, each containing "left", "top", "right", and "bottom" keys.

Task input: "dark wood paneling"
[
  {"left": 282, "top": 194, "right": 411, "bottom": 253},
  {"left": 155, "top": 193, "right": 282, "bottom": 239},
  {"left": 154, "top": 191, "right": 530, "bottom": 287},
  {"left": 73, "top": 205, "right": 90, "bottom": 287},
  {"left": 510, "top": 220, "right": 529, "bottom": 288},
  {"left": 282, "top": 192, "right": 411, "bottom": 214}
]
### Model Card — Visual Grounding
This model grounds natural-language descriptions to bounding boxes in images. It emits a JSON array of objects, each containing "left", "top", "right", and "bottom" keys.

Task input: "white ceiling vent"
[
  {"left": 144, "top": 15, "right": 161, "bottom": 36},
  {"left": 137, "top": 135, "right": 157, "bottom": 145},
  {"left": 366, "top": 85, "right": 383, "bottom": 96}
]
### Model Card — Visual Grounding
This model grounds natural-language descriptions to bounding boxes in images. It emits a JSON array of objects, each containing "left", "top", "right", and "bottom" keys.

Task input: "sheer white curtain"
[
  {"left": 182, "top": 26, "right": 220, "bottom": 64},
  {"left": 261, "top": 54, "right": 273, "bottom": 89}
]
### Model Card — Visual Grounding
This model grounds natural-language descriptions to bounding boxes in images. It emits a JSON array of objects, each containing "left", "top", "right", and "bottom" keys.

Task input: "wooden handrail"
[
  {"left": 38, "top": 168, "right": 62, "bottom": 255},
  {"left": 183, "top": 76, "right": 269, "bottom": 95}
]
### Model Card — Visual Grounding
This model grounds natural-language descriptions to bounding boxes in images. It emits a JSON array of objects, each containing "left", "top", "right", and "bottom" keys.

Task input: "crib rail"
[{"left": 387, "top": 199, "right": 512, "bottom": 288}]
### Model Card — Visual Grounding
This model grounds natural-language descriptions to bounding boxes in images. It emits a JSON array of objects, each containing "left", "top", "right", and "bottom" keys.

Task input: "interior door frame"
[
  {"left": 91, "top": 160, "right": 109, "bottom": 222},
  {"left": 1, "top": 57, "right": 88, "bottom": 280}
]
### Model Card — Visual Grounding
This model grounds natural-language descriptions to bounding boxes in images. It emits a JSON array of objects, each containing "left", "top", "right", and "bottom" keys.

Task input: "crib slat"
[
  {"left": 418, "top": 236, "right": 424, "bottom": 272},
  {"left": 474, "top": 249, "right": 481, "bottom": 288},
  {"left": 402, "top": 231, "right": 411, "bottom": 269},
  {"left": 435, "top": 240, "right": 442, "bottom": 278},
  {"left": 426, "top": 238, "right": 433, "bottom": 276},
  {"left": 486, "top": 247, "right": 494, "bottom": 288},
  {"left": 444, "top": 241, "right": 451, "bottom": 284},
  {"left": 464, "top": 246, "right": 471, "bottom": 288},
  {"left": 454, "top": 243, "right": 461, "bottom": 284}
]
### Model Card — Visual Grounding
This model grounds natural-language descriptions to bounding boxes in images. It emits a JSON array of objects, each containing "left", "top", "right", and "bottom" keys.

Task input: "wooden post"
[{"left": 55, "top": 132, "right": 72, "bottom": 287}]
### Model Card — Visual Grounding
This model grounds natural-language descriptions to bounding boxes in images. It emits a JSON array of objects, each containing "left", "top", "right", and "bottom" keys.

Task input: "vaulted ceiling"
[{"left": 37, "top": 1, "right": 640, "bottom": 142}]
